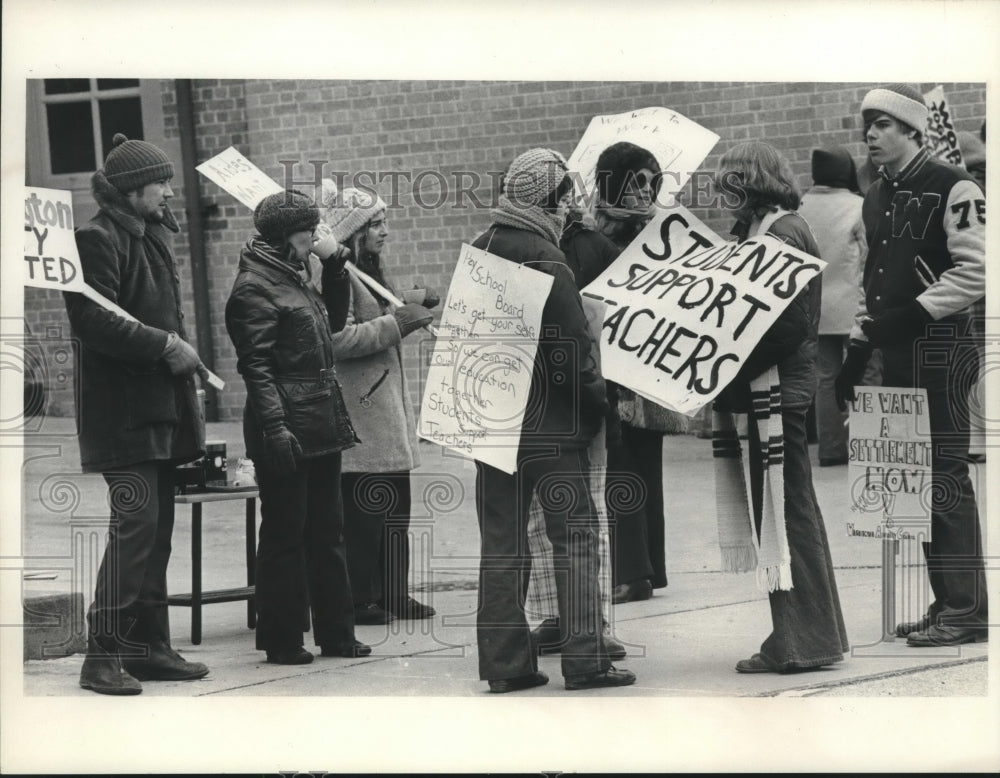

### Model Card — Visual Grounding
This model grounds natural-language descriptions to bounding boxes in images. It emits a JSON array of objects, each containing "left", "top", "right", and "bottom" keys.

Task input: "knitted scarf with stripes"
[{"left": 712, "top": 366, "right": 792, "bottom": 593}]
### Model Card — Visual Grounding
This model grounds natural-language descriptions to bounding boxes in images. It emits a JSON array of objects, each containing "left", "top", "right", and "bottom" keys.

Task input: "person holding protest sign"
[
  {"left": 226, "top": 189, "right": 371, "bottom": 664},
  {"left": 65, "top": 134, "right": 209, "bottom": 694},
  {"left": 594, "top": 141, "right": 684, "bottom": 600},
  {"left": 471, "top": 147, "right": 635, "bottom": 692},
  {"left": 319, "top": 185, "right": 437, "bottom": 625},
  {"left": 713, "top": 140, "right": 849, "bottom": 674},
  {"left": 797, "top": 147, "right": 878, "bottom": 467},
  {"left": 836, "top": 85, "right": 988, "bottom": 647}
]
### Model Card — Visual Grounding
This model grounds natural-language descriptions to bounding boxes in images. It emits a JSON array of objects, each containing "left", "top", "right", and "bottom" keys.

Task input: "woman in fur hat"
[
  {"left": 319, "top": 185, "right": 436, "bottom": 625},
  {"left": 712, "top": 141, "right": 849, "bottom": 674},
  {"left": 225, "top": 190, "right": 372, "bottom": 665}
]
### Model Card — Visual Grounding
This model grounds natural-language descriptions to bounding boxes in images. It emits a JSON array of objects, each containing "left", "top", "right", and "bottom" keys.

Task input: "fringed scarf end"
[
  {"left": 756, "top": 562, "right": 794, "bottom": 593},
  {"left": 720, "top": 544, "right": 758, "bottom": 574}
]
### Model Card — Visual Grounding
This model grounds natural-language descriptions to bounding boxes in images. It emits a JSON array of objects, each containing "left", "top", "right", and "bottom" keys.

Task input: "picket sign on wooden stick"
[
  {"left": 198, "top": 147, "right": 437, "bottom": 337},
  {"left": 24, "top": 186, "right": 225, "bottom": 390}
]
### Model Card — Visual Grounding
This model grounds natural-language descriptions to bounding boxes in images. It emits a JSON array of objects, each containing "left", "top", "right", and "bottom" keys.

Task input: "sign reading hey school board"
[
  {"left": 923, "top": 86, "right": 964, "bottom": 167},
  {"left": 846, "top": 387, "right": 932, "bottom": 541},
  {"left": 196, "top": 147, "right": 283, "bottom": 209},
  {"left": 418, "top": 244, "right": 553, "bottom": 474},
  {"left": 581, "top": 204, "right": 826, "bottom": 416},
  {"left": 565, "top": 107, "right": 719, "bottom": 205}
]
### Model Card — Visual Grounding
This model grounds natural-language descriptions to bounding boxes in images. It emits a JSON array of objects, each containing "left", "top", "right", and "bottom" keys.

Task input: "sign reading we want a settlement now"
[
  {"left": 847, "top": 387, "right": 932, "bottom": 541},
  {"left": 581, "top": 204, "right": 827, "bottom": 416}
]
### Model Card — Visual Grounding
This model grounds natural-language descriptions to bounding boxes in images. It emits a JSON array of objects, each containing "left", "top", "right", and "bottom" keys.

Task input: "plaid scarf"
[{"left": 712, "top": 367, "right": 793, "bottom": 593}]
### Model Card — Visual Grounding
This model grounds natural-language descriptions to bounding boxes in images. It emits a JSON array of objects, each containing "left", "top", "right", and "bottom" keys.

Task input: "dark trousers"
[
  {"left": 748, "top": 407, "right": 850, "bottom": 669},
  {"left": 342, "top": 471, "right": 413, "bottom": 610},
  {"left": 619, "top": 424, "right": 667, "bottom": 588},
  {"left": 253, "top": 453, "right": 355, "bottom": 651},
  {"left": 89, "top": 461, "right": 176, "bottom": 649},
  {"left": 882, "top": 329, "right": 987, "bottom": 628},
  {"left": 605, "top": 438, "right": 654, "bottom": 587},
  {"left": 475, "top": 448, "right": 610, "bottom": 681}
]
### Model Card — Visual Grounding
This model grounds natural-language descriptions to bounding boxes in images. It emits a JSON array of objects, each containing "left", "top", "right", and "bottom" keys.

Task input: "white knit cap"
[
  {"left": 861, "top": 84, "right": 928, "bottom": 132},
  {"left": 320, "top": 179, "right": 387, "bottom": 243},
  {"left": 503, "top": 148, "right": 569, "bottom": 207}
]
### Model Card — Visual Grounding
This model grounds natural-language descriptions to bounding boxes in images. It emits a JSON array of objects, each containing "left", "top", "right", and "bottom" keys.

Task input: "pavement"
[{"left": 7, "top": 418, "right": 998, "bottom": 770}]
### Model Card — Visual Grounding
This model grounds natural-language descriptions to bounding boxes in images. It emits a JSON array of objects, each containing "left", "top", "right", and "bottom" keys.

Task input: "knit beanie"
[
  {"left": 321, "top": 182, "right": 387, "bottom": 243},
  {"left": 811, "top": 147, "right": 859, "bottom": 191},
  {"left": 103, "top": 133, "right": 174, "bottom": 193},
  {"left": 595, "top": 142, "right": 660, "bottom": 207},
  {"left": 860, "top": 83, "right": 928, "bottom": 132},
  {"left": 502, "top": 148, "right": 569, "bottom": 207},
  {"left": 253, "top": 190, "right": 320, "bottom": 244},
  {"left": 957, "top": 131, "right": 985, "bottom": 169}
]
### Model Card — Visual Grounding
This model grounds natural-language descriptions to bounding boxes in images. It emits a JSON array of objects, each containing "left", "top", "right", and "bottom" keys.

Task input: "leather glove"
[
  {"left": 312, "top": 234, "right": 350, "bottom": 273},
  {"left": 401, "top": 286, "right": 441, "bottom": 309},
  {"left": 834, "top": 340, "right": 874, "bottom": 411},
  {"left": 262, "top": 422, "right": 302, "bottom": 476},
  {"left": 393, "top": 303, "right": 434, "bottom": 338},
  {"left": 860, "top": 302, "right": 931, "bottom": 348},
  {"left": 161, "top": 332, "right": 202, "bottom": 376}
]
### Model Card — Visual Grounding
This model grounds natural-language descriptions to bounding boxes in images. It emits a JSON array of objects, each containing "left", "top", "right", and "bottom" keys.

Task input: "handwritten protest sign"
[
  {"left": 581, "top": 204, "right": 826, "bottom": 416},
  {"left": 23, "top": 188, "right": 86, "bottom": 292},
  {"left": 565, "top": 107, "right": 719, "bottom": 205},
  {"left": 923, "top": 86, "right": 963, "bottom": 166},
  {"left": 418, "top": 244, "right": 553, "bottom": 473},
  {"left": 846, "top": 387, "right": 932, "bottom": 540},
  {"left": 23, "top": 186, "right": 225, "bottom": 390},
  {"left": 196, "top": 146, "right": 283, "bottom": 209}
]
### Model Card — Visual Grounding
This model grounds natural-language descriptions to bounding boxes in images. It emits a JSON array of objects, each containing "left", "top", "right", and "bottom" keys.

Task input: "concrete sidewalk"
[{"left": 18, "top": 419, "right": 991, "bottom": 698}]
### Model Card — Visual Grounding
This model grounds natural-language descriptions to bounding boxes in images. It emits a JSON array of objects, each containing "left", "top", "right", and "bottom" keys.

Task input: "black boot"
[
  {"left": 122, "top": 640, "right": 209, "bottom": 681},
  {"left": 79, "top": 638, "right": 142, "bottom": 696}
]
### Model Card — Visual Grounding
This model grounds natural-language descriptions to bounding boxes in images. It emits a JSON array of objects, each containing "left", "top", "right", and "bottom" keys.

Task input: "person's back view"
[{"left": 798, "top": 147, "right": 875, "bottom": 466}]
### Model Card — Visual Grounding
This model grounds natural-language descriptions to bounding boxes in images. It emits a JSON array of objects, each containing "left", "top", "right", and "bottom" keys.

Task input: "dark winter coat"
[
  {"left": 471, "top": 224, "right": 608, "bottom": 452},
  {"left": 65, "top": 171, "right": 203, "bottom": 473},
  {"left": 225, "top": 241, "right": 356, "bottom": 461}
]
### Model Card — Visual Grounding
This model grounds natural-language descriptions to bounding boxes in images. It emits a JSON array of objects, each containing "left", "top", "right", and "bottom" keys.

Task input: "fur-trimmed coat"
[{"left": 64, "top": 172, "right": 203, "bottom": 472}]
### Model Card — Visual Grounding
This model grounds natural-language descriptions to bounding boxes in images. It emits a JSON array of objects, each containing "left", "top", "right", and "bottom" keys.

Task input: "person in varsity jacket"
[{"left": 836, "top": 84, "right": 988, "bottom": 647}]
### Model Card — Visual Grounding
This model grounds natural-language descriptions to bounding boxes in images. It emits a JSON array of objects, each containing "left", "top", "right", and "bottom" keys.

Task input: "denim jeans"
[{"left": 475, "top": 447, "right": 609, "bottom": 681}]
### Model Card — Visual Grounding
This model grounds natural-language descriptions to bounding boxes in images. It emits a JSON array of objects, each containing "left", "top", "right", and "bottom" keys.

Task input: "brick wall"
[{"left": 27, "top": 79, "right": 986, "bottom": 430}]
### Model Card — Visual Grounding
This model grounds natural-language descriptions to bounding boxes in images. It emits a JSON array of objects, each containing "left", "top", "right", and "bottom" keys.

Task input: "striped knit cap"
[
  {"left": 320, "top": 182, "right": 387, "bottom": 243},
  {"left": 861, "top": 84, "right": 928, "bottom": 132},
  {"left": 103, "top": 133, "right": 174, "bottom": 193},
  {"left": 503, "top": 147, "right": 568, "bottom": 207}
]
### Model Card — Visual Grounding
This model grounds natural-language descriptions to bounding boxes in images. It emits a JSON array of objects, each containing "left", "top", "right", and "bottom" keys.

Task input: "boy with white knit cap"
[{"left": 836, "top": 84, "right": 988, "bottom": 647}]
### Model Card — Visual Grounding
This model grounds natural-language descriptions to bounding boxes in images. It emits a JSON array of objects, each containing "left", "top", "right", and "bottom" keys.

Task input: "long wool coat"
[{"left": 328, "top": 272, "right": 420, "bottom": 473}]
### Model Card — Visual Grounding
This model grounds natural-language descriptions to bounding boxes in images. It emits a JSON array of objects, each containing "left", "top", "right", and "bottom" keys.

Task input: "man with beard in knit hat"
[
  {"left": 65, "top": 134, "right": 209, "bottom": 694},
  {"left": 469, "top": 148, "right": 635, "bottom": 692},
  {"left": 836, "top": 84, "right": 988, "bottom": 646}
]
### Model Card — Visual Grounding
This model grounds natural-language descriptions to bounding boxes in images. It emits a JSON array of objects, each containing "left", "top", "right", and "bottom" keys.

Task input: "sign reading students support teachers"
[
  {"left": 581, "top": 204, "right": 826, "bottom": 416},
  {"left": 418, "top": 244, "right": 553, "bottom": 474}
]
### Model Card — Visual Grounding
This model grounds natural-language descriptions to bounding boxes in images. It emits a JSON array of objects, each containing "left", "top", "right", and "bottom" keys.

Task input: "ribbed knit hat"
[
  {"left": 253, "top": 190, "right": 320, "bottom": 244},
  {"left": 861, "top": 83, "right": 928, "bottom": 132},
  {"left": 320, "top": 182, "right": 387, "bottom": 243},
  {"left": 103, "top": 133, "right": 174, "bottom": 193},
  {"left": 502, "top": 148, "right": 569, "bottom": 207}
]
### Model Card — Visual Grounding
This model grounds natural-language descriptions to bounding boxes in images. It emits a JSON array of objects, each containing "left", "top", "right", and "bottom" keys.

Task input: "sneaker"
[
  {"left": 564, "top": 666, "right": 636, "bottom": 690},
  {"left": 354, "top": 602, "right": 395, "bottom": 625}
]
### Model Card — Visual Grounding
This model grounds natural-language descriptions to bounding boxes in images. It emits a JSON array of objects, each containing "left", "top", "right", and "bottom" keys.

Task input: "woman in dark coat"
[
  {"left": 713, "top": 141, "right": 849, "bottom": 673},
  {"left": 225, "top": 190, "right": 369, "bottom": 665}
]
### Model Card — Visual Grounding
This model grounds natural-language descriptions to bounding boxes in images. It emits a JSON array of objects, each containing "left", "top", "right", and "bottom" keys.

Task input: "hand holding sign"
[{"left": 23, "top": 187, "right": 225, "bottom": 391}]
